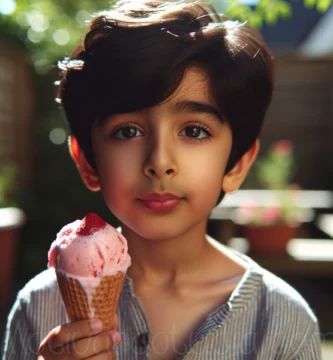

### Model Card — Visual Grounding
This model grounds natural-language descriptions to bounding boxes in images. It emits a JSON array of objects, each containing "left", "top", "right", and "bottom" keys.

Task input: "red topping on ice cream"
[
  {"left": 76, "top": 213, "right": 106, "bottom": 236},
  {"left": 48, "top": 213, "right": 131, "bottom": 278}
]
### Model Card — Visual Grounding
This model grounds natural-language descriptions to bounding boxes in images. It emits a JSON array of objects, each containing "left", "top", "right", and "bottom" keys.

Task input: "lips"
[
  {"left": 139, "top": 193, "right": 181, "bottom": 201},
  {"left": 138, "top": 193, "right": 182, "bottom": 212}
]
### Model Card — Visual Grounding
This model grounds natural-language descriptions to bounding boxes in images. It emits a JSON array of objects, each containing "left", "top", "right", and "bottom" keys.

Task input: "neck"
[{"left": 122, "top": 220, "right": 211, "bottom": 287}]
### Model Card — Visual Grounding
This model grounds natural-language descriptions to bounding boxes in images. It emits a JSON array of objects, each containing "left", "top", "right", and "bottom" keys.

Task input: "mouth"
[
  {"left": 138, "top": 193, "right": 182, "bottom": 212},
  {"left": 139, "top": 193, "right": 181, "bottom": 201}
]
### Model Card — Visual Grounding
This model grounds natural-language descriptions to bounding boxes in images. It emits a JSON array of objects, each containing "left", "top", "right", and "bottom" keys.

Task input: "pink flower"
[
  {"left": 236, "top": 201, "right": 258, "bottom": 223},
  {"left": 273, "top": 140, "right": 293, "bottom": 156},
  {"left": 290, "top": 183, "right": 301, "bottom": 191},
  {"left": 259, "top": 207, "right": 281, "bottom": 225}
]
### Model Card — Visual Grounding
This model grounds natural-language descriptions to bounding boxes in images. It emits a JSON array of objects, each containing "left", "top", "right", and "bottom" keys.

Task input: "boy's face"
[{"left": 74, "top": 66, "right": 255, "bottom": 240}]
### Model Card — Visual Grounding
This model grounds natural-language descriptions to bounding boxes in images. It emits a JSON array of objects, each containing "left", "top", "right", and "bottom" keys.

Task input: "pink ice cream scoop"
[
  {"left": 48, "top": 213, "right": 131, "bottom": 278},
  {"left": 48, "top": 213, "right": 131, "bottom": 326}
]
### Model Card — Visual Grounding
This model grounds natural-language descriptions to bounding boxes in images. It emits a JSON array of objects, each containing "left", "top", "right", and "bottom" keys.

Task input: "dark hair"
[{"left": 57, "top": 0, "right": 274, "bottom": 204}]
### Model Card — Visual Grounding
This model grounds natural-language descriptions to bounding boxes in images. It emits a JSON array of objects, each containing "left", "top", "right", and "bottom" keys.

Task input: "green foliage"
[
  {"left": 255, "top": 145, "right": 295, "bottom": 190},
  {"left": 0, "top": 0, "right": 331, "bottom": 72},
  {"left": 0, "top": 13, "right": 26, "bottom": 51},
  {"left": 4, "top": 0, "right": 117, "bottom": 73},
  {"left": 236, "top": 141, "right": 302, "bottom": 226},
  {"left": 0, "top": 164, "right": 18, "bottom": 208},
  {"left": 224, "top": 0, "right": 330, "bottom": 27},
  {"left": 305, "top": 0, "right": 332, "bottom": 11}
]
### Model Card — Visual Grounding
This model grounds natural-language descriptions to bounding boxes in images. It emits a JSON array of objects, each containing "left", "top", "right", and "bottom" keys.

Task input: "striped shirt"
[{"left": 2, "top": 249, "right": 321, "bottom": 359}]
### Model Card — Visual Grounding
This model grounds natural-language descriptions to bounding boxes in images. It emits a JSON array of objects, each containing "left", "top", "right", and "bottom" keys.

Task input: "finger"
[
  {"left": 39, "top": 339, "right": 69, "bottom": 358},
  {"left": 43, "top": 319, "right": 104, "bottom": 350},
  {"left": 111, "top": 314, "right": 119, "bottom": 330},
  {"left": 85, "top": 348, "right": 116, "bottom": 360},
  {"left": 66, "top": 331, "right": 120, "bottom": 359}
]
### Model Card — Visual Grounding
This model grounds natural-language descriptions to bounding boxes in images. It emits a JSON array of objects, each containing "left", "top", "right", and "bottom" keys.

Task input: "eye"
[
  {"left": 180, "top": 125, "right": 211, "bottom": 139},
  {"left": 112, "top": 126, "right": 143, "bottom": 140}
]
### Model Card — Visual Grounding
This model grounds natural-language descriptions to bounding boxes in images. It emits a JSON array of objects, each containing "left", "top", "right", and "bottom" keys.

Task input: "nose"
[{"left": 143, "top": 133, "right": 177, "bottom": 179}]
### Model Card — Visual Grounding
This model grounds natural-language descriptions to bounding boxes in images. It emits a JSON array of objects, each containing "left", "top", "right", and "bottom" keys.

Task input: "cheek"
[
  {"left": 182, "top": 146, "right": 228, "bottom": 203},
  {"left": 184, "top": 143, "right": 229, "bottom": 179},
  {"left": 95, "top": 146, "right": 141, "bottom": 200},
  {"left": 192, "top": 168, "right": 224, "bottom": 206}
]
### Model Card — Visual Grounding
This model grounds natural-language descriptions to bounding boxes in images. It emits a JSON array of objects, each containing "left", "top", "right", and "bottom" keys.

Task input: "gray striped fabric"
[{"left": 2, "top": 250, "right": 321, "bottom": 359}]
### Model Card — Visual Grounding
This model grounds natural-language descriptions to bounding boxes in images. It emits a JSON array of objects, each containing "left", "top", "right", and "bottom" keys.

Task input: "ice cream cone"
[{"left": 56, "top": 271, "right": 125, "bottom": 331}]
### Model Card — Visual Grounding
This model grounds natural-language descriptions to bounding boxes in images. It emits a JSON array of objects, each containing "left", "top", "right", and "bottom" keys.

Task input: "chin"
[
  {"left": 129, "top": 215, "right": 207, "bottom": 243},
  {"left": 124, "top": 220, "right": 189, "bottom": 242}
]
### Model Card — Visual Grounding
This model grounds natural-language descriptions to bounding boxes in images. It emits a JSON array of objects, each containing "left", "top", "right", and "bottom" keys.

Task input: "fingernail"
[
  {"left": 111, "top": 331, "right": 121, "bottom": 345},
  {"left": 90, "top": 319, "right": 103, "bottom": 332}
]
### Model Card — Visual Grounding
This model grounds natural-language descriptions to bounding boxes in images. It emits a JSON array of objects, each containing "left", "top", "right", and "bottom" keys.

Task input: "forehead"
[
  {"left": 97, "top": 65, "right": 220, "bottom": 126},
  {"left": 163, "top": 66, "right": 213, "bottom": 105}
]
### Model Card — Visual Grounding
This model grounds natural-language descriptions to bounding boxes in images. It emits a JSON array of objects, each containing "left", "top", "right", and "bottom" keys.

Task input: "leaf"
[
  {"left": 278, "top": 2, "right": 292, "bottom": 18},
  {"left": 225, "top": 4, "right": 251, "bottom": 19},
  {"left": 247, "top": 12, "right": 264, "bottom": 28},
  {"left": 304, "top": 0, "right": 318, "bottom": 8},
  {"left": 317, "top": 0, "right": 332, "bottom": 11},
  {"left": 265, "top": 10, "right": 279, "bottom": 25}
]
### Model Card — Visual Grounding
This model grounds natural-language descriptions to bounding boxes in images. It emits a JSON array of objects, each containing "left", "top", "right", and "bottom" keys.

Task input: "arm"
[
  {"left": 292, "top": 323, "right": 322, "bottom": 360},
  {"left": 2, "top": 296, "right": 37, "bottom": 360},
  {"left": 2, "top": 295, "right": 121, "bottom": 360}
]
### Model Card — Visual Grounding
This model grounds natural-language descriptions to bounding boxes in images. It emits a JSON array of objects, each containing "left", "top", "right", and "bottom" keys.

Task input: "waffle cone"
[{"left": 56, "top": 271, "right": 125, "bottom": 331}]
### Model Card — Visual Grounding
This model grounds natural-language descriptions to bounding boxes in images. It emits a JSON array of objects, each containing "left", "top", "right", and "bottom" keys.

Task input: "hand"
[{"left": 38, "top": 315, "right": 121, "bottom": 359}]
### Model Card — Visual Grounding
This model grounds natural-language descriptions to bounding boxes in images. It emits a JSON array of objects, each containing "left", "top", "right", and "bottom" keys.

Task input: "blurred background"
[{"left": 0, "top": 0, "right": 333, "bottom": 356}]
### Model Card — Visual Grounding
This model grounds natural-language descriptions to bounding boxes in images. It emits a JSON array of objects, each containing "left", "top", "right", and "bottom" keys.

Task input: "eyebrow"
[{"left": 171, "top": 100, "right": 225, "bottom": 125}]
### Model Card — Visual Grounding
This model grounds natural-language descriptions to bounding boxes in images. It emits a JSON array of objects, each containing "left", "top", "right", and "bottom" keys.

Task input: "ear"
[
  {"left": 69, "top": 136, "right": 101, "bottom": 191},
  {"left": 222, "top": 139, "right": 260, "bottom": 193}
]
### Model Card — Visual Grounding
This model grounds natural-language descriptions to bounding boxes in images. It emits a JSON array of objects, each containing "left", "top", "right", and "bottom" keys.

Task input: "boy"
[{"left": 2, "top": 0, "right": 321, "bottom": 359}]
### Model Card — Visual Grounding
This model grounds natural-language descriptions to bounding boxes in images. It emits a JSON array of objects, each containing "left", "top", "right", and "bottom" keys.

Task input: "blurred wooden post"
[
  {"left": 0, "top": 43, "right": 33, "bottom": 314},
  {"left": 0, "top": 208, "right": 25, "bottom": 313},
  {"left": 0, "top": 41, "right": 35, "bottom": 184}
]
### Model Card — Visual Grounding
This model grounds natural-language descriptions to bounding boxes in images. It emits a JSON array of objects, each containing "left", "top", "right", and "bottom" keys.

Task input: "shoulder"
[
  {"left": 255, "top": 266, "right": 320, "bottom": 356},
  {"left": 3, "top": 269, "right": 66, "bottom": 358},
  {"left": 224, "top": 247, "right": 318, "bottom": 325},
  {"left": 214, "top": 248, "right": 321, "bottom": 357},
  {"left": 236, "top": 255, "right": 320, "bottom": 356},
  {"left": 11, "top": 268, "right": 66, "bottom": 331},
  {"left": 214, "top": 242, "right": 318, "bottom": 328},
  {"left": 17, "top": 268, "right": 59, "bottom": 305},
  {"left": 256, "top": 265, "right": 317, "bottom": 325}
]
